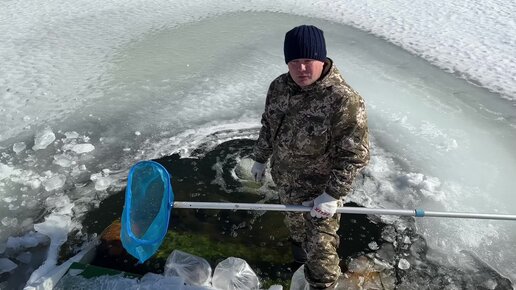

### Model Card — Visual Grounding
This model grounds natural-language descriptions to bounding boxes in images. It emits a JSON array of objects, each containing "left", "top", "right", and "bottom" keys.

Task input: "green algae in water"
[
  {"left": 155, "top": 230, "right": 294, "bottom": 288},
  {"left": 156, "top": 230, "right": 292, "bottom": 264}
]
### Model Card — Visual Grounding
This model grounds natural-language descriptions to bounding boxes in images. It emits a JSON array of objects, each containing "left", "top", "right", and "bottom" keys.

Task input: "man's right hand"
[
  {"left": 251, "top": 162, "right": 266, "bottom": 182},
  {"left": 302, "top": 192, "right": 338, "bottom": 219}
]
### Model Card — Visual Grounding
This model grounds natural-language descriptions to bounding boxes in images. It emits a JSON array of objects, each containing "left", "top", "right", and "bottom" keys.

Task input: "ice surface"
[
  {"left": 1, "top": 0, "right": 514, "bottom": 145},
  {"left": 164, "top": 250, "right": 212, "bottom": 286},
  {"left": 211, "top": 257, "right": 260, "bottom": 290}
]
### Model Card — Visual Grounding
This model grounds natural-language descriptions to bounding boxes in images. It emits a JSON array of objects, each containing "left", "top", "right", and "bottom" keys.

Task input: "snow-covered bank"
[{"left": 1, "top": 0, "right": 515, "bottom": 143}]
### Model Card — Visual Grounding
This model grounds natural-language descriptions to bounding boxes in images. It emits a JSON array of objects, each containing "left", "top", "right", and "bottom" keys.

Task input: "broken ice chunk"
[
  {"left": 398, "top": 258, "right": 410, "bottom": 270},
  {"left": 368, "top": 241, "right": 379, "bottom": 250},
  {"left": 381, "top": 225, "right": 396, "bottom": 243},
  {"left": 71, "top": 144, "right": 95, "bottom": 154},
  {"left": 42, "top": 174, "right": 66, "bottom": 191},
  {"left": 13, "top": 142, "right": 26, "bottom": 154},
  {"left": 53, "top": 154, "right": 74, "bottom": 167},
  {"left": 64, "top": 131, "right": 79, "bottom": 139},
  {"left": 32, "top": 127, "right": 56, "bottom": 150},
  {"left": 90, "top": 173, "right": 112, "bottom": 191},
  {"left": 1, "top": 217, "right": 18, "bottom": 227}
]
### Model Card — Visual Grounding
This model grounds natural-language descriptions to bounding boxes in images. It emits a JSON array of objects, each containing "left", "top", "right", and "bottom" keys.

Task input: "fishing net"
[{"left": 121, "top": 161, "right": 173, "bottom": 263}]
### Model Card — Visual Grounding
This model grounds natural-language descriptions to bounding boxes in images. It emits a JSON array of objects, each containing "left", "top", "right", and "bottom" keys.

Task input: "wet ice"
[
  {"left": 32, "top": 128, "right": 56, "bottom": 151},
  {"left": 12, "top": 142, "right": 26, "bottom": 154},
  {"left": 42, "top": 175, "right": 66, "bottom": 191}
]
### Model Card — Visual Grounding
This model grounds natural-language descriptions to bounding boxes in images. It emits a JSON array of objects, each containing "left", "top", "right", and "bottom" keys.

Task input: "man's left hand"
[{"left": 302, "top": 192, "right": 338, "bottom": 219}]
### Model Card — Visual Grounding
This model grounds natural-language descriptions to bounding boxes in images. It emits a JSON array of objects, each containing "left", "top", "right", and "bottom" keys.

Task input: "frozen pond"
[{"left": 0, "top": 0, "right": 515, "bottom": 288}]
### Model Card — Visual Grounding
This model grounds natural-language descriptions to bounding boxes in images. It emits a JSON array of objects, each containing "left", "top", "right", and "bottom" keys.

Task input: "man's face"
[{"left": 287, "top": 59, "right": 325, "bottom": 87}]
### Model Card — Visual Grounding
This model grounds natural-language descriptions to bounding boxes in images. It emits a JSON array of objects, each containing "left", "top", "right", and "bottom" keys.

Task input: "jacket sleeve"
[
  {"left": 325, "top": 90, "right": 370, "bottom": 199},
  {"left": 253, "top": 82, "right": 275, "bottom": 164}
]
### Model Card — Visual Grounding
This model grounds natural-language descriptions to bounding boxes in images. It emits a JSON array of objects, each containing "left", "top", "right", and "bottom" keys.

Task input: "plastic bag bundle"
[
  {"left": 165, "top": 250, "right": 212, "bottom": 286},
  {"left": 211, "top": 257, "right": 260, "bottom": 290},
  {"left": 121, "top": 161, "right": 173, "bottom": 263}
]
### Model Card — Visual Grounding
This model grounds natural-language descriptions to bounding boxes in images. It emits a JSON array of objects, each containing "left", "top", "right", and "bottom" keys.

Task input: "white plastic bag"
[
  {"left": 289, "top": 265, "right": 309, "bottom": 290},
  {"left": 212, "top": 257, "right": 260, "bottom": 290},
  {"left": 164, "top": 250, "right": 212, "bottom": 286}
]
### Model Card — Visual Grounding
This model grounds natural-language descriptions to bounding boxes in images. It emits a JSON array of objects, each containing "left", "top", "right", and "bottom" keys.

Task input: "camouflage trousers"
[{"left": 278, "top": 187, "right": 342, "bottom": 289}]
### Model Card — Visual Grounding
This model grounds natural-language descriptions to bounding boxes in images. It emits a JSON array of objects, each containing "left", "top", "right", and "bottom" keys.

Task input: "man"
[{"left": 251, "top": 25, "right": 370, "bottom": 289}]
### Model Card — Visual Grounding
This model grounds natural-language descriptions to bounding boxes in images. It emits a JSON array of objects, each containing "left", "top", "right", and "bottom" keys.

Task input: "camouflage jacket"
[{"left": 253, "top": 60, "right": 370, "bottom": 199}]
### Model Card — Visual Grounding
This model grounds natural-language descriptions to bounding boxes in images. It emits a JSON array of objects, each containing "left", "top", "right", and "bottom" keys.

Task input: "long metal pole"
[{"left": 173, "top": 201, "right": 516, "bottom": 221}]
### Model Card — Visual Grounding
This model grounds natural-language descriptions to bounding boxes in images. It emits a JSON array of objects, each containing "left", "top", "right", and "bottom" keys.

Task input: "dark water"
[
  {"left": 76, "top": 138, "right": 513, "bottom": 289},
  {"left": 78, "top": 139, "right": 384, "bottom": 283}
]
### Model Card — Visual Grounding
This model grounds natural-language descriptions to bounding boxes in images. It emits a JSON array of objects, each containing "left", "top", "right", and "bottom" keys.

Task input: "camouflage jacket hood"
[{"left": 254, "top": 59, "right": 370, "bottom": 199}]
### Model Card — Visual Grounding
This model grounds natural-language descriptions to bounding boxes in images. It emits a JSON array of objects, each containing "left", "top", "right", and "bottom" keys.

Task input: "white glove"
[
  {"left": 251, "top": 162, "right": 266, "bottom": 182},
  {"left": 302, "top": 192, "right": 338, "bottom": 219}
]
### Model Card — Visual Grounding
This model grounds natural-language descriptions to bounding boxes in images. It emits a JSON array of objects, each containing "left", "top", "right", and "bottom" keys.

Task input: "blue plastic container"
[{"left": 121, "top": 161, "right": 174, "bottom": 263}]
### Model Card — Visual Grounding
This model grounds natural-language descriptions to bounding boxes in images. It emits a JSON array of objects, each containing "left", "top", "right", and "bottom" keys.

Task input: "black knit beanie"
[{"left": 284, "top": 25, "right": 327, "bottom": 64}]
